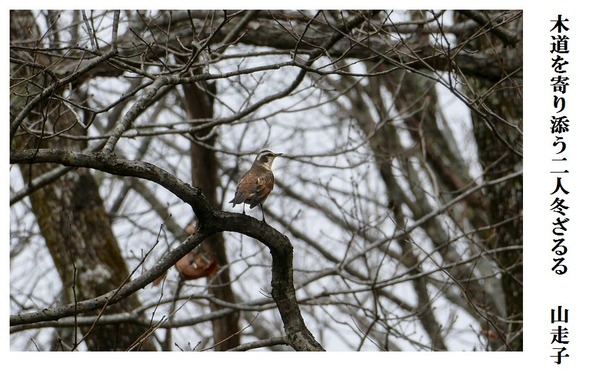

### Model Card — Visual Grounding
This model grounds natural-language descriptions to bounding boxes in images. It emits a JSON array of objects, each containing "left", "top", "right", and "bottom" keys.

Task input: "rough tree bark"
[
  {"left": 454, "top": 11, "right": 523, "bottom": 350},
  {"left": 182, "top": 78, "right": 241, "bottom": 350},
  {"left": 10, "top": 10, "right": 154, "bottom": 351}
]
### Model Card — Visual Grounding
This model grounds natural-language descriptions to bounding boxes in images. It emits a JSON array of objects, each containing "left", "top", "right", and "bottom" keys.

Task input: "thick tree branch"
[
  {"left": 10, "top": 148, "right": 324, "bottom": 350},
  {"left": 456, "top": 10, "right": 521, "bottom": 46},
  {"left": 10, "top": 230, "right": 208, "bottom": 326}
]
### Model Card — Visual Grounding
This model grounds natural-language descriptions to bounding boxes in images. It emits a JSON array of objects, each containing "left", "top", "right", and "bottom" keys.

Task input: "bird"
[{"left": 229, "top": 150, "right": 283, "bottom": 222}]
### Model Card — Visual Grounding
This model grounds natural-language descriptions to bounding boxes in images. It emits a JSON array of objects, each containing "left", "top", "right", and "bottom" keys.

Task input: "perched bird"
[{"left": 229, "top": 150, "right": 283, "bottom": 222}]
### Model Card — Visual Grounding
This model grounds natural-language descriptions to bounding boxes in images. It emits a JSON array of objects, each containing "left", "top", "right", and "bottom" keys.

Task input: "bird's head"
[{"left": 254, "top": 150, "right": 283, "bottom": 169}]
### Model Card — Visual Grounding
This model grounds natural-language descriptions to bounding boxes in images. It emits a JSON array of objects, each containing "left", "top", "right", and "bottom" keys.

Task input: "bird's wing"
[
  {"left": 249, "top": 172, "right": 274, "bottom": 208},
  {"left": 229, "top": 172, "right": 253, "bottom": 206}
]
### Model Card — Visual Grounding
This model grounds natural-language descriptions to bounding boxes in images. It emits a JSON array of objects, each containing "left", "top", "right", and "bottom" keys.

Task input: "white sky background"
[{"left": 3, "top": 1, "right": 598, "bottom": 389}]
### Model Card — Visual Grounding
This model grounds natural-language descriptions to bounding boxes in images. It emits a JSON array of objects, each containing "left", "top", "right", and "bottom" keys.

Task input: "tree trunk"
[
  {"left": 182, "top": 80, "right": 241, "bottom": 350},
  {"left": 11, "top": 10, "right": 154, "bottom": 351},
  {"left": 455, "top": 11, "right": 524, "bottom": 350}
]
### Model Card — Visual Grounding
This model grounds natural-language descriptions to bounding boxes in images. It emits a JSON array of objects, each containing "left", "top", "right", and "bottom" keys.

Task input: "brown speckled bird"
[{"left": 229, "top": 150, "right": 282, "bottom": 222}]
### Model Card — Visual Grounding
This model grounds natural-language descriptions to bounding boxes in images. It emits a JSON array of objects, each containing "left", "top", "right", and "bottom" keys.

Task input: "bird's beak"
[{"left": 275, "top": 153, "right": 283, "bottom": 157}]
